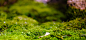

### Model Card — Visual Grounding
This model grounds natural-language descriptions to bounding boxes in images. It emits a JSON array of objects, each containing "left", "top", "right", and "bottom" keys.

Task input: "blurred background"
[{"left": 0, "top": 0, "right": 86, "bottom": 23}]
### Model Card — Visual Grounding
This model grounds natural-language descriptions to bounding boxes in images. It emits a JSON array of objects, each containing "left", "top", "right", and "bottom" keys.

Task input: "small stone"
[{"left": 44, "top": 32, "right": 50, "bottom": 36}]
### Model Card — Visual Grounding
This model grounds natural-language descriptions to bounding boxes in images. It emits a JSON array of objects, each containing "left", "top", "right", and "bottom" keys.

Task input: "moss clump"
[
  {"left": 0, "top": 18, "right": 86, "bottom": 40},
  {"left": 0, "top": 0, "right": 86, "bottom": 40},
  {"left": 8, "top": 0, "right": 65, "bottom": 22},
  {"left": 66, "top": 7, "right": 86, "bottom": 20}
]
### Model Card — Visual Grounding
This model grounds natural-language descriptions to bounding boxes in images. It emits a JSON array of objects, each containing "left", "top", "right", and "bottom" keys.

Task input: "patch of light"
[
  {"left": 18, "top": 17, "right": 23, "bottom": 20},
  {"left": 4, "top": 21, "right": 6, "bottom": 23},
  {"left": 38, "top": 32, "right": 50, "bottom": 38},
  {"left": 44, "top": 32, "right": 50, "bottom": 36},
  {"left": 50, "top": 27, "right": 52, "bottom": 28},
  {"left": 16, "top": 22, "right": 17, "bottom": 24},
  {"left": 25, "top": 22, "right": 27, "bottom": 24},
  {"left": 24, "top": 18, "right": 27, "bottom": 20},
  {"left": 22, "top": 32, "right": 23, "bottom": 33},
  {"left": 53, "top": 21, "right": 55, "bottom": 24}
]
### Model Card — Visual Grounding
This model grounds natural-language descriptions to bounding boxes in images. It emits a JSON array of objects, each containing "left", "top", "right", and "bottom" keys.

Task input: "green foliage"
[
  {"left": 8, "top": 0, "right": 65, "bottom": 22},
  {"left": 0, "top": 11, "right": 7, "bottom": 21},
  {"left": 12, "top": 15, "right": 38, "bottom": 25},
  {"left": 66, "top": 7, "right": 86, "bottom": 20},
  {"left": 0, "top": 15, "right": 38, "bottom": 31},
  {"left": 39, "top": 18, "right": 86, "bottom": 40}
]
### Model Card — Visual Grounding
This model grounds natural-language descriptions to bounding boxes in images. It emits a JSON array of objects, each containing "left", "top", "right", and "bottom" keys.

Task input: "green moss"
[
  {"left": 8, "top": 0, "right": 65, "bottom": 22},
  {"left": 0, "top": 0, "right": 86, "bottom": 40},
  {"left": 12, "top": 15, "right": 38, "bottom": 25},
  {"left": 66, "top": 7, "right": 86, "bottom": 20}
]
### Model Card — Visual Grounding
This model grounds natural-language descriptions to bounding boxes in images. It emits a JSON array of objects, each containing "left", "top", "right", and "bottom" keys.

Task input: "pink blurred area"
[
  {"left": 35, "top": 0, "right": 50, "bottom": 2},
  {"left": 67, "top": 0, "right": 86, "bottom": 10}
]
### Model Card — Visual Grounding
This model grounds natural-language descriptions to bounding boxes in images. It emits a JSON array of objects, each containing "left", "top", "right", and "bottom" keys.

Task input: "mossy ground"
[{"left": 0, "top": 0, "right": 86, "bottom": 40}]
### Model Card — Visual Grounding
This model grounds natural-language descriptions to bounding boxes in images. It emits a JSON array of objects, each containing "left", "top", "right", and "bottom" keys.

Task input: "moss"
[
  {"left": 8, "top": 0, "right": 65, "bottom": 22},
  {"left": 0, "top": 0, "right": 86, "bottom": 40}
]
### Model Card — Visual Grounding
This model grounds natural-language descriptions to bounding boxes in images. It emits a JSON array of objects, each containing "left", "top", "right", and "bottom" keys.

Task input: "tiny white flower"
[
  {"left": 25, "top": 22, "right": 27, "bottom": 24},
  {"left": 22, "top": 32, "right": 23, "bottom": 33},
  {"left": 4, "top": 21, "right": 6, "bottom": 23}
]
